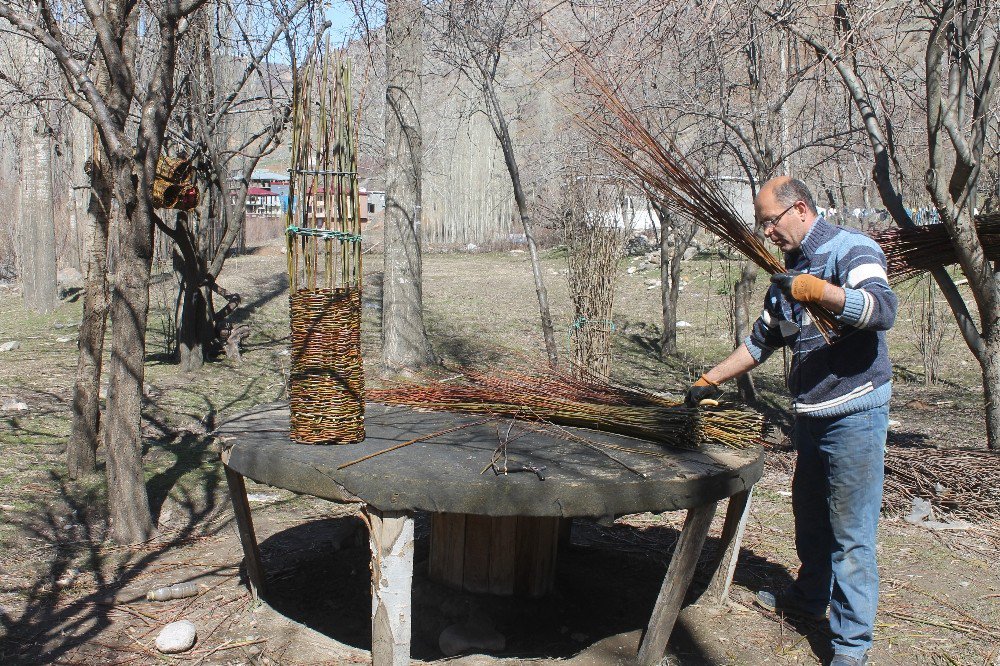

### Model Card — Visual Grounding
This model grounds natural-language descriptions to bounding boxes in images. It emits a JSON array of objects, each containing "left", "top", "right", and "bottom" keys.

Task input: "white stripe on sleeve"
[{"left": 847, "top": 263, "right": 888, "bottom": 288}]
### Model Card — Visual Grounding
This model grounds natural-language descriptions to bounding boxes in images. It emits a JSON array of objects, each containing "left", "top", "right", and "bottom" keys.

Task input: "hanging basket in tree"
[
  {"left": 286, "top": 50, "right": 365, "bottom": 444},
  {"left": 151, "top": 155, "right": 199, "bottom": 210}
]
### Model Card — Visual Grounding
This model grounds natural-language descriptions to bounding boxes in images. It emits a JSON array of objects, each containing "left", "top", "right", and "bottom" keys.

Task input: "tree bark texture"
[
  {"left": 18, "top": 113, "right": 59, "bottom": 314},
  {"left": 103, "top": 159, "right": 156, "bottom": 544},
  {"left": 382, "top": 0, "right": 436, "bottom": 372},
  {"left": 67, "top": 144, "right": 111, "bottom": 478}
]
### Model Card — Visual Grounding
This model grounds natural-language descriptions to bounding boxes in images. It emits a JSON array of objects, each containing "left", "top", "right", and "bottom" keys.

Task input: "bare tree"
[
  {"left": 773, "top": 1, "right": 1000, "bottom": 448},
  {"left": 1, "top": 0, "right": 211, "bottom": 542},
  {"left": 159, "top": 0, "right": 314, "bottom": 372},
  {"left": 16, "top": 40, "right": 58, "bottom": 314},
  {"left": 67, "top": 122, "right": 111, "bottom": 478},
  {"left": 382, "top": 0, "right": 436, "bottom": 371},
  {"left": 650, "top": 199, "right": 697, "bottom": 358},
  {"left": 435, "top": 0, "right": 559, "bottom": 366}
]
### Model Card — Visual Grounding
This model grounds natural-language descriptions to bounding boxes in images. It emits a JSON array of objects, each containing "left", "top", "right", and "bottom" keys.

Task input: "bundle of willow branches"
[
  {"left": 874, "top": 214, "right": 1000, "bottom": 283},
  {"left": 369, "top": 368, "right": 762, "bottom": 450},
  {"left": 556, "top": 37, "right": 837, "bottom": 339}
]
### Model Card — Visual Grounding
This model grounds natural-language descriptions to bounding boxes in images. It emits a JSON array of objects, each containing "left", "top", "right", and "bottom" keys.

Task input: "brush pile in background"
[
  {"left": 874, "top": 214, "right": 1000, "bottom": 283},
  {"left": 882, "top": 445, "right": 1000, "bottom": 522},
  {"left": 369, "top": 368, "right": 762, "bottom": 450}
]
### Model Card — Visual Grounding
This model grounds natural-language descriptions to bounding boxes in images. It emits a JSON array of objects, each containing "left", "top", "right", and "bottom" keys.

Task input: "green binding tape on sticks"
[
  {"left": 567, "top": 316, "right": 617, "bottom": 354},
  {"left": 286, "top": 226, "right": 362, "bottom": 243}
]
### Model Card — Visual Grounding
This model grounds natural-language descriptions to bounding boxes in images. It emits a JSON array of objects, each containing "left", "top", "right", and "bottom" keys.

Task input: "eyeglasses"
[{"left": 759, "top": 203, "right": 796, "bottom": 231}]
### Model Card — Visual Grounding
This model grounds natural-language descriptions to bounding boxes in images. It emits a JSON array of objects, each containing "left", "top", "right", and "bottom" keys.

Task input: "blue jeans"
[{"left": 788, "top": 404, "right": 888, "bottom": 658}]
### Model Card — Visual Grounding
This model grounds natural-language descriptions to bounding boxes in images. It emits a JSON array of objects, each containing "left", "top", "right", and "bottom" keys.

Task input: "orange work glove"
[{"left": 771, "top": 271, "right": 827, "bottom": 304}]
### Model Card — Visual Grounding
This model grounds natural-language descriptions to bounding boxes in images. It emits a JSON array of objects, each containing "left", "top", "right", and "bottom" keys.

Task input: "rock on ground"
[
  {"left": 0, "top": 341, "right": 21, "bottom": 352},
  {"left": 155, "top": 620, "right": 197, "bottom": 654}
]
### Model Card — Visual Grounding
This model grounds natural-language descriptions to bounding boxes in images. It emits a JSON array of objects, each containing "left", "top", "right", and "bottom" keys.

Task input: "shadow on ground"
[{"left": 254, "top": 514, "right": 803, "bottom": 664}]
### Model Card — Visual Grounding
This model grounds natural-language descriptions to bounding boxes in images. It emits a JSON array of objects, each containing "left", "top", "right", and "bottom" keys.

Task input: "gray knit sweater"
[{"left": 744, "top": 216, "right": 898, "bottom": 418}]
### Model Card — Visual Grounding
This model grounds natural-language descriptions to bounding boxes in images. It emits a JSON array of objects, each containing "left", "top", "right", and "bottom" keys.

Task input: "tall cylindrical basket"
[{"left": 286, "top": 50, "right": 365, "bottom": 444}]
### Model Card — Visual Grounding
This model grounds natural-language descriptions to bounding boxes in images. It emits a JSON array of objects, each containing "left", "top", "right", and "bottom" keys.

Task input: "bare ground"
[{"left": 0, "top": 244, "right": 997, "bottom": 665}]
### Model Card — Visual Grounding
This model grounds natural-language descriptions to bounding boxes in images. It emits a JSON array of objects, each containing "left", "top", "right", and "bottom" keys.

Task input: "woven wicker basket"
[
  {"left": 288, "top": 287, "right": 365, "bottom": 444},
  {"left": 152, "top": 156, "right": 198, "bottom": 210}
]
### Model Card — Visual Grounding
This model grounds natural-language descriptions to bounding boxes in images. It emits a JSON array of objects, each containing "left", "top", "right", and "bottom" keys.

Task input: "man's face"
[{"left": 755, "top": 190, "right": 807, "bottom": 252}]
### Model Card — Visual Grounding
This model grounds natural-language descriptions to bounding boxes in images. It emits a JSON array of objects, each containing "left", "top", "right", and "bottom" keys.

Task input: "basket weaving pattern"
[
  {"left": 152, "top": 156, "right": 198, "bottom": 210},
  {"left": 289, "top": 288, "right": 364, "bottom": 443}
]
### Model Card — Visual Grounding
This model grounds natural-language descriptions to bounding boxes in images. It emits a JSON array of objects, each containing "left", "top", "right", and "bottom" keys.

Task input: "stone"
[
  {"left": 624, "top": 234, "right": 653, "bottom": 256},
  {"left": 683, "top": 246, "right": 698, "bottom": 261},
  {"left": 155, "top": 620, "right": 197, "bottom": 654},
  {"left": 0, "top": 341, "right": 21, "bottom": 352},
  {"left": 56, "top": 336, "right": 73, "bottom": 343},
  {"left": 1, "top": 399, "right": 27, "bottom": 412},
  {"left": 55, "top": 568, "right": 79, "bottom": 589},
  {"left": 438, "top": 621, "right": 505, "bottom": 657}
]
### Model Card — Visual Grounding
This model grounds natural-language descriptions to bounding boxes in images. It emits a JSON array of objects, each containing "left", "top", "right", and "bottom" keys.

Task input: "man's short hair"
[{"left": 774, "top": 178, "right": 818, "bottom": 215}]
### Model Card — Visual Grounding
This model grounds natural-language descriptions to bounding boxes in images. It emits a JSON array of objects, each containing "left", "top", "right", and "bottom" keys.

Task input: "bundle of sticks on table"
[{"left": 369, "top": 367, "right": 763, "bottom": 451}]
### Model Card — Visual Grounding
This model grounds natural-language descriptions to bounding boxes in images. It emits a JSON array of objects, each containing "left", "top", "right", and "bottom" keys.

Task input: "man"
[{"left": 685, "top": 177, "right": 896, "bottom": 666}]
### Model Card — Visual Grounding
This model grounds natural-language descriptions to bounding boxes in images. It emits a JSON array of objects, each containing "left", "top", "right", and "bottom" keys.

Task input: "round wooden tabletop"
[{"left": 216, "top": 402, "right": 764, "bottom": 518}]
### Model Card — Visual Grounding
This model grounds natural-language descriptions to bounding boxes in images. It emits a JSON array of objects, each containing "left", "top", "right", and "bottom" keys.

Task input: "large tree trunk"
[
  {"left": 18, "top": 112, "right": 59, "bottom": 314},
  {"left": 382, "top": 0, "right": 436, "bottom": 372},
  {"left": 67, "top": 143, "right": 111, "bottom": 478},
  {"left": 175, "top": 270, "right": 214, "bottom": 372},
  {"left": 172, "top": 210, "right": 214, "bottom": 372},
  {"left": 102, "top": 161, "right": 155, "bottom": 544}
]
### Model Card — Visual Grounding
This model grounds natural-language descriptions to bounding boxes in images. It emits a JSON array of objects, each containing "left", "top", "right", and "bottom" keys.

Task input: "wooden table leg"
[
  {"left": 223, "top": 464, "right": 267, "bottom": 599},
  {"left": 368, "top": 509, "right": 414, "bottom": 666},
  {"left": 636, "top": 502, "right": 718, "bottom": 666},
  {"left": 705, "top": 487, "right": 754, "bottom": 604}
]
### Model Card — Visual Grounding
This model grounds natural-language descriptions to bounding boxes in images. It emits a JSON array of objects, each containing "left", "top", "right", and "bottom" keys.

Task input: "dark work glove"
[
  {"left": 684, "top": 376, "right": 721, "bottom": 408},
  {"left": 769, "top": 270, "right": 802, "bottom": 299}
]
